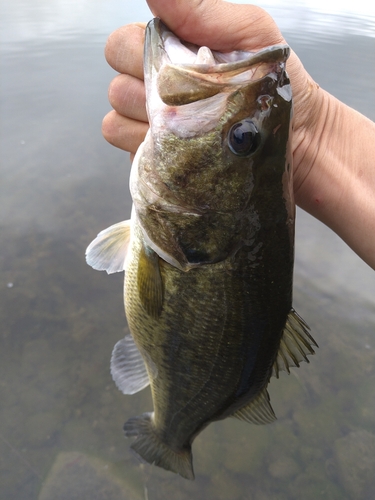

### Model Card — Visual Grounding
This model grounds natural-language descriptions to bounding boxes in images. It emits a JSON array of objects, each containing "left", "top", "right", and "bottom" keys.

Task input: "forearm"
[{"left": 294, "top": 88, "right": 375, "bottom": 269}]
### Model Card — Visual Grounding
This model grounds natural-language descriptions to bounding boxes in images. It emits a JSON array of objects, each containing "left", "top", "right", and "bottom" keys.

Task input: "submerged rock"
[
  {"left": 333, "top": 430, "right": 375, "bottom": 499},
  {"left": 268, "top": 456, "right": 300, "bottom": 480},
  {"left": 38, "top": 451, "right": 142, "bottom": 500}
]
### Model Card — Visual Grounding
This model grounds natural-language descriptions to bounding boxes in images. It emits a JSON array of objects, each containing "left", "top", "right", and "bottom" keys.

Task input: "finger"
[
  {"left": 147, "top": 0, "right": 284, "bottom": 51},
  {"left": 102, "top": 111, "right": 148, "bottom": 154},
  {"left": 108, "top": 74, "right": 147, "bottom": 123},
  {"left": 105, "top": 23, "right": 146, "bottom": 78}
]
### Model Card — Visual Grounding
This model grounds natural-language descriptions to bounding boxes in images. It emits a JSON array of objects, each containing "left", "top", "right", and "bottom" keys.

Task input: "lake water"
[{"left": 1, "top": 1, "right": 375, "bottom": 499}]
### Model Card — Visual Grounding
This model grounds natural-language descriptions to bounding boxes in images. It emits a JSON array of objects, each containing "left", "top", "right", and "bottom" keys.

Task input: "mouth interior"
[{"left": 163, "top": 32, "right": 255, "bottom": 68}]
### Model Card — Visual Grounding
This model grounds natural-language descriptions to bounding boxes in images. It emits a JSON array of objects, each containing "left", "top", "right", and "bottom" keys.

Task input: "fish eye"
[{"left": 228, "top": 120, "right": 260, "bottom": 156}]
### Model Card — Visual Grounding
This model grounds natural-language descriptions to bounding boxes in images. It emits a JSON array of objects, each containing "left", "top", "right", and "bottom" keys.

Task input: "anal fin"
[
  {"left": 272, "top": 308, "right": 318, "bottom": 378},
  {"left": 231, "top": 386, "right": 276, "bottom": 425}
]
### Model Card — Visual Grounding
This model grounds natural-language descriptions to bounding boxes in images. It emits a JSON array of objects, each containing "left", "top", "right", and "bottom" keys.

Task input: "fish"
[{"left": 86, "top": 18, "right": 317, "bottom": 480}]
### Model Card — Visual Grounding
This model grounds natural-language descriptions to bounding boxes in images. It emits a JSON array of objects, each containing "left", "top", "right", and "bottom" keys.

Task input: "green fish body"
[{"left": 86, "top": 18, "right": 317, "bottom": 480}]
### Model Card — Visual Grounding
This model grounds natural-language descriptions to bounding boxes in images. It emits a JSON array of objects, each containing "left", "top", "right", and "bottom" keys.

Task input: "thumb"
[{"left": 146, "top": 0, "right": 285, "bottom": 51}]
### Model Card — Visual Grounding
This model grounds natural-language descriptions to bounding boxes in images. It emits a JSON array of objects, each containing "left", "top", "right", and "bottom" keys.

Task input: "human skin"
[{"left": 102, "top": 0, "right": 375, "bottom": 270}]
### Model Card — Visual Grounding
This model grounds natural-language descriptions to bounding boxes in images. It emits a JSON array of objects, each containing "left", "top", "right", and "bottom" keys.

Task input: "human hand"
[{"left": 102, "top": 0, "right": 320, "bottom": 182}]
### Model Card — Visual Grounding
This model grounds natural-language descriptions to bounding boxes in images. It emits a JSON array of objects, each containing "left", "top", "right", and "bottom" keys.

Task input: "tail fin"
[{"left": 124, "top": 412, "right": 194, "bottom": 480}]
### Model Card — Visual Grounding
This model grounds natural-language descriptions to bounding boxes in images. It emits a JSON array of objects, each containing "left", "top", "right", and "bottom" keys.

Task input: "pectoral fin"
[
  {"left": 231, "top": 386, "right": 276, "bottom": 425},
  {"left": 85, "top": 220, "right": 131, "bottom": 274},
  {"left": 137, "top": 243, "right": 163, "bottom": 318},
  {"left": 110, "top": 335, "right": 150, "bottom": 395},
  {"left": 272, "top": 309, "right": 318, "bottom": 378}
]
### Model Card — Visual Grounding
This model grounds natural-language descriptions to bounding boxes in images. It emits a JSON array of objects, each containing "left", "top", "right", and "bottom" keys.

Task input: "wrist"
[
  {"left": 291, "top": 81, "right": 375, "bottom": 268},
  {"left": 286, "top": 51, "right": 326, "bottom": 201}
]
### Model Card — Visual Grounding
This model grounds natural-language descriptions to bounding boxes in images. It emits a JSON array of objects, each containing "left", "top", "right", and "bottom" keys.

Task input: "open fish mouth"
[{"left": 145, "top": 18, "right": 290, "bottom": 106}]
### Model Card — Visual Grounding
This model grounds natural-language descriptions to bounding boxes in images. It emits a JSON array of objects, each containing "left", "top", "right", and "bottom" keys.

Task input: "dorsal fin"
[
  {"left": 85, "top": 220, "right": 131, "bottom": 274},
  {"left": 137, "top": 242, "right": 163, "bottom": 318},
  {"left": 272, "top": 309, "right": 318, "bottom": 378},
  {"left": 231, "top": 386, "right": 276, "bottom": 425},
  {"left": 110, "top": 335, "right": 150, "bottom": 395}
]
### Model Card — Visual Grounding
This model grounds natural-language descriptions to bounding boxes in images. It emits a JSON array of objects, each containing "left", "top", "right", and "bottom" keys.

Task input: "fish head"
[{"left": 131, "top": 18, "right": 293, "bottom": 270}]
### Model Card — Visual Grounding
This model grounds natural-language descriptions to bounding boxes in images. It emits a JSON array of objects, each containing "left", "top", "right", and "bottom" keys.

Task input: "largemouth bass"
[{"left": 86, "top": 18, "right": 317, "bottom": 480}]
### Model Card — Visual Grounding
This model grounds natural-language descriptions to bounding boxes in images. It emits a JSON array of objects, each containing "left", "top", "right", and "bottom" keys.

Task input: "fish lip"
[{"left": 145, "top": 17, "right": 290, "bottom": 77}]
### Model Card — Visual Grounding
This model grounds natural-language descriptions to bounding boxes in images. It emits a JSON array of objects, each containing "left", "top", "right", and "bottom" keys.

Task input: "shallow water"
[{"left": 1, "top": 0, "right": 375, "bottom": 499}]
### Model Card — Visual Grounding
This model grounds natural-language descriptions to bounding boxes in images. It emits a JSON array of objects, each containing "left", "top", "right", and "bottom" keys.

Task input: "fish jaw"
[
  {"left": 144, "top": 18, "right": 290, "bottom": 136},
  {"left": 144, "top": 18, "right": 290, "bottom": 105}
]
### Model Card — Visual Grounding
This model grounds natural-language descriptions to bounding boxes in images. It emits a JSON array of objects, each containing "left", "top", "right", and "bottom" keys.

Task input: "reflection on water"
[
  {"left": 0, "top": 0, "right": 152, "bottom": 43},
  {"left": 1, "top": 0, "right": 375, "bottom": 499}
]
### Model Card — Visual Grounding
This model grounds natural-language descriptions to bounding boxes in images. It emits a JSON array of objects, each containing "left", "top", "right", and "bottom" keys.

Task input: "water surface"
[{"left": 1, "top": 1, "right": 375, "bottom": 499}]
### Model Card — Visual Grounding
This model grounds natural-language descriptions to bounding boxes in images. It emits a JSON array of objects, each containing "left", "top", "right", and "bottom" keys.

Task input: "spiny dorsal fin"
[
  {"left": 110, "top": 335, "right": 150, "bottom": 395},
  {"left": 231, "top": 386, "right": 276, "bottom": 425},
  {"left": 137, "top": 242, "right": 163, "bottom": 318},
  {"left": 272, "top": 309, "right": 318, "bottom": 378},
  {"left": 85, "top": 220, "right": 131, "bottom": 274}
]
